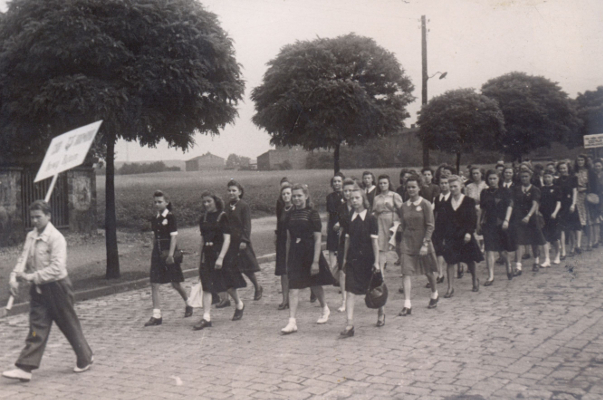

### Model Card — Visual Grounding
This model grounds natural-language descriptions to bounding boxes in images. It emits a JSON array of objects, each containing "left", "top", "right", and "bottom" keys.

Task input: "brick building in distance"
[
  {"left": 185, "top": 152, "right": 225, "bottom": 171},
  {"left": 257, "top": 146, "right": 310, "bottom": 170}
]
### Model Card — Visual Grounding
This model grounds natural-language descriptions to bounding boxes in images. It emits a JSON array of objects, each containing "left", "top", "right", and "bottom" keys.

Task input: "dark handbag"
[
  {"left": 160, "top": 248, "right": 184, "bottom": 265},
  {"left": 365, "top": 271, "right": 388, "bottom": 309}
]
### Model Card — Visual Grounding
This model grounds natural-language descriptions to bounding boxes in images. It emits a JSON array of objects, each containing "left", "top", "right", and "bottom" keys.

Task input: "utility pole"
[{"left": 421, "top": 15, "right": 429, "bottom": 168}]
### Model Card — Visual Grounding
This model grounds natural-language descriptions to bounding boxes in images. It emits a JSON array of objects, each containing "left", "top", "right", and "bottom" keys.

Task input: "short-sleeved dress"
[
  {"left": 555, "top": 175, "right": 581, "bottom": 231},
  {"left": 442, "top": 196, "right": 484, "bottom": 265},
  {"left": 199, "top": 211, "right": 246, "bottom": 292},
  {"left": 372, "top": 191, "right": 403, "bottom": 252},
  {"left": 150, "top": 210, "right": 184, "bottom": 284},
  {"left": 399, "top": 197, "right": 438, "bottom": 276},
  {"left": 326, "top": 191, "right": 345, "bottom": 251},
  {"left": 432, "top": 192, "right": 450, "bottom": 256},
  {"left": 225, "top": 199, "right": 261, "bottom": 274},
  {"left": 540, "top": 185, "right": 562, "bottom": 243},
  {"left": 285, "top": 206, "right": 337, "bottom": 289},
  {"left": 275, "top": 202, "right": 293, "bottom": 276},
  {"left": 336, "top": 202, "right": 353, "bottom": 270},
  {"left": 344, "top": 211, "right": 380, "bottom": 295},
  {"left": 513, "top": 186, "right": 546, "bottom": 246},
  {"left": 480, "top": 187, "right": 516, "bottom": 252}
]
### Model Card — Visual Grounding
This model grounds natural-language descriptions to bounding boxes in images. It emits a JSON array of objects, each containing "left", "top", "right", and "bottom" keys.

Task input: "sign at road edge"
[
  {"left": 584, "top": 133, "right": 603, "bottom": 149},
  {"left": 34, "top": 120, "right": 103, "bottom": 182}
]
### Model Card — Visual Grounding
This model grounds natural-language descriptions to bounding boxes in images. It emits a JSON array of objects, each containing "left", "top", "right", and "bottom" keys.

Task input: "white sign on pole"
[
  {"left": 584, "top": 133, "right": 603, "bottom": 149},
  {"left": 34, "top": 120, "right": 103, "bottom": 182}
]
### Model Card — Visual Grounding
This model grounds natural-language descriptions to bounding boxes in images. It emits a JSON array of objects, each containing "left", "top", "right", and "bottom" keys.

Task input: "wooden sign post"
[{"left": 4, "top": 121, "right": 103, "bottom": 314}]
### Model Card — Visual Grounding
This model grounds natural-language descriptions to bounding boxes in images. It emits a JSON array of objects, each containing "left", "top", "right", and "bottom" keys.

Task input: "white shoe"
[
  {"left": 281, "top": 318, "right": 297, "bottom": 334},
  {"left": 317, "top": 306, "right": 330, "bottom": 324},
  {"left": 2, "top": 368, "right": 32, "bottom": 382},
  {"left": 540, "top": 260, "right": 551, "bottom": 268},
  {"left": 337, "top": 305, "right": 346, "bottom": 313},
  {"left": 74, "top": 355, "right": 94, "bottom": 373}
]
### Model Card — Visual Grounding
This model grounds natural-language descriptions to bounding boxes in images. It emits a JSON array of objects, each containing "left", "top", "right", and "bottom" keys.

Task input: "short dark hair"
[
  {"left": 227, "top": 179, "right": 245, "bottom": 198},
  {"left": 421, "top": 168, "right": 433, "bottom": 175},
  {"left": 29, "top": 200, "right": 51, "bottom": 215}
]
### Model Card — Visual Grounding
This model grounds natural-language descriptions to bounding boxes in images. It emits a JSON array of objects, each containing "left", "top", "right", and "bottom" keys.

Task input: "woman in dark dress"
[
  {"left": 555, "top": 161, "right": 580, "bottom": 259},
  {"left": 513, "top": 169, "right": 546, "bottom": 274},
  {"left": 433, "top": 175, "right": 451, "bottom": 284},
  {"left": 145, "top": 190, "right": 192, "bottom": 327},
  {"left": 442, "top": 176, "right": 483, "bottom": 297},
  {"left": 362, "top": 171, "right": 377, "bottom": 210},
  {"left": 281, "top": 184, "right": 336, "bottom": 334},
  {"left": 224, "top": 180, "right": 263, "bottom": 302},
  {"left": 479, "top": 170, "right": 515, "bottom": 283},
  {"left": 334, "top": 178, "right": 356, "bottom": 313},
  {"left": 275, "top": 184, "right": 293, "bottom": 310},
  {"left": 327, "top": 173, "right": 346, "bottom": 271},
  {"left": 340, "top": 186, "right": 384, "bottom": 338},
  {"left": 193, "top": 191, "right": 247, "bottom": 330},
  {"left": 539, "top": 171, "right": 562, "bottom": 267}
]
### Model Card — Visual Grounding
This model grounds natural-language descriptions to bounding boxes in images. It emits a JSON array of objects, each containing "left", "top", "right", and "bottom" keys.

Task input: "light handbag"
[{"left": 188, "top": 281, "right": 204, "bottom": 308}]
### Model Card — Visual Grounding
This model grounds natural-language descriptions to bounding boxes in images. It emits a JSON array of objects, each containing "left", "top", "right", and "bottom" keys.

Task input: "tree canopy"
[
  {"left": 0, "top": 0, "right": 244, "bottom": 277},
  {"left": 481, "top": 72, "right": 579, "bottom": 161},
  {"left": 573, "top": 86, "right": 603, "bottom": 148},
  {"left": 418, "top": 88, "right": 505, "bottom": 172},
  {"left": 251, "top": 33, "right": 414, "bottom": 173}
]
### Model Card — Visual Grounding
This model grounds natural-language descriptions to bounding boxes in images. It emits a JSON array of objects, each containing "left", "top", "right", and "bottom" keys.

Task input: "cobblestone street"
[{"left": 1, "top": 250, "right": 603, "bottom": 400}]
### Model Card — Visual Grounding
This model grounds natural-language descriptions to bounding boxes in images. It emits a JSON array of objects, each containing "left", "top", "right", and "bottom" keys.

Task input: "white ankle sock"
[
  {"left": 431, "top": 290, "right": 438, "bottom": 300},
  {"left": 152, "top": 309, "right": 161, "bottom": 319},
  {"left": 516, "top": 262, "right": 522, "bottom": 271},
  {"left": 203, "top": 313, "right": 211, "bottom": 321},
  {"left": 404, "top": 300, "right": 411, "bottom": 308}
]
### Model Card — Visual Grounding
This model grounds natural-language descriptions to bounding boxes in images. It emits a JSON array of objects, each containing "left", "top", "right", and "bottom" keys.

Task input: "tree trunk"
[
  {"left": 105, "top": 134, "right": 121, "bottom": 279},
  {"left": 334, "top": 143, "right": 340, "bottom": 174},
  {"left": 456, "top": 152, "right": 461, "bottom": 176},
  {"left": 423, "top": 139, "right": 430, "bottom": 168}
]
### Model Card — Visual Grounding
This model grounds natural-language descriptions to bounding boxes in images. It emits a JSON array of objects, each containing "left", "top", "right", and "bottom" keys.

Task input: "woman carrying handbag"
[{"left": 340, "top": 186, "right": 384, "bottom": 338}]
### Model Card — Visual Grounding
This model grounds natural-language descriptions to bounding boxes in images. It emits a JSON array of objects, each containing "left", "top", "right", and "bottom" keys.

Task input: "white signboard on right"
[{"left": 584, "top": 133, "right": 603, "bottom": 149}]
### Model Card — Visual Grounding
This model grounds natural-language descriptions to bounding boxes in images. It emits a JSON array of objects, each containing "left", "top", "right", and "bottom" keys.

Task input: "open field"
[{"left": 96, "top": 168, "right": 404, "bottom": 230}]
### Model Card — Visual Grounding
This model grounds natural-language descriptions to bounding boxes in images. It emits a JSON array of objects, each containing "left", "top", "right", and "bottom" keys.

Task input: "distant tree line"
[{"left": 119, "top": 161, "right": 180, "bottom": 175}]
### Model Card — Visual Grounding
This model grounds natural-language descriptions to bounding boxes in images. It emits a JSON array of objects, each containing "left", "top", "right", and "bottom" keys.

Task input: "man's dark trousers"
[{"left": 15, "top": 277, "right": 93, "bottom": 370}]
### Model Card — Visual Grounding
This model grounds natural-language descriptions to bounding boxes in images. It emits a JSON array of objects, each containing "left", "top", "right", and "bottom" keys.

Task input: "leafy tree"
[
  {"left": 573, "top": 86, "right": 603, "bottom": 148},
  {"left": 481, "top": 72, "right": 579, "bottom": 161},
  {"left": 251, "top": 33, "right": 415, "bottom": 173},
  {"left": 418, "top": 88, "right": 505, "bottom": 173},
  {"left": 0, "top": 0, "right": 244, "bottom": 278},
  {"left": 226, "top": 154, "right": 242, "bottom": 169}
]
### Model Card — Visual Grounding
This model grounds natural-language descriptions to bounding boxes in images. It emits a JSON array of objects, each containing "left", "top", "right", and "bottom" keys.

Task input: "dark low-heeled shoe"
[
  {"left": 436, "top": 276, "right": 445, "bottom": 284},
  {"left": 232, "top": 304, "right": 245, "bottom": 321},
  {"left": 575, "top": 248, "right": 582, "bottom": 255},
  {"left": 399, "top": 307, "right": 412, "bottom": 316},
  {"left": 427, "top": 297, "right": 439, "bottom": 309},
  {"left": 514, "top": 269, "right": 523, "bottom": 276},
  {"left": 184, "top": 305, "right": 193, "bottom": 318},
  {"left": 215, "top": 299, "right": 231, "bottom": 308},
  {"left": 532, "top": 263, "right": 539, "bottom": 272},
  {"left": 398, "top": 287, "right": 404, "bottom": 294},
  {"left": 254, "top": 286, "right": 263, "bottom": 301},
  {"left": 376, "top": 314, "right": 386, "bottom": 327},
  {"left": 340, "top": 326, "right": 355, "bottom": 338},
  {"left": 472, "top": 279, "right": 480, "bottom": 292},
  {"left": 560, "top": 255, "right": 567, "bottom": 261},
  {"left": 310, "top": 292, "right": 317, "bottom": 303},
  {"left": 193, "top": 319, "right": 212, "bottom": 330},
  {"left": 277, "top": 302, "right": 289, "bottom": 310},
  {"left": 507, "top": 272, "right": 513, "bottom": 280},
  {"left": 444, "top": 288, "right": 454, "bottom": 298},
  {"left": 144, "top": 317, "right": 162, "bottom": 327},
  {"left": 425, "top": 282, "right": 431, "bottom": 289},
  {"left": 457, "top": 267, "right": 464, "bottom": 279},
  {"left": 484, "top": 279, "right": 494, "bottom": 287}
]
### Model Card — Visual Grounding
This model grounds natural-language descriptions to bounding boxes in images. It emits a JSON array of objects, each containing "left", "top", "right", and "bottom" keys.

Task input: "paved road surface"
[{"left": 1, "top": 249, "right": 603, "bottom": 399}]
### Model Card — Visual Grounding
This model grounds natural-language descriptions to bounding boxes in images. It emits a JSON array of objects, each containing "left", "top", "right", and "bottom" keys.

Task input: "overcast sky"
[{"left": 3, "top": 0, "right": 603, "bottom": 162}]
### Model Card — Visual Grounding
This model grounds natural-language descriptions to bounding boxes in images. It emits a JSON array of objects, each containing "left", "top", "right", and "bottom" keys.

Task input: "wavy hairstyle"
[{"left": 200, "top": 190, "right": 225, "bottom": 213}]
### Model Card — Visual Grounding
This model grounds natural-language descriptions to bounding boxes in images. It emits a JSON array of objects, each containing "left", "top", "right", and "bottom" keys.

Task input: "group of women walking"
[{"left": 144, "top": 154, "right": 603, "bottom": 337}]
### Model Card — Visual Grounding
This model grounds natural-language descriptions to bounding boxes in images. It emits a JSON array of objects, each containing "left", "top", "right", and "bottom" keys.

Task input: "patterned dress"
[
  {"left": 372, "top": 191, "right": 403, "bottom": 252},
  {"left": 399, "top": 197, "right": 438, "bottom": 276}
]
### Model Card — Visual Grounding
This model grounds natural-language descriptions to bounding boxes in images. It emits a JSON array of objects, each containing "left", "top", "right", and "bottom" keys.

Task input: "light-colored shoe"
[
  {"left": 553, "top": 257, "right": 561, "bottom": 265},
  {"left": 540, "top": 260, "right": 551, "bottom": 268},
  {"left": 317, "top": 306, "right": 330, "bottom": 324},
  {"left": 281, "top": 318, "right": 297, "bottom": 335},
  {"left": 2, "top": 368, "right": 32, "bottom": 382},
  {"left": 74, "top": 355, "right": 94, "bottom": 373},
  {"left": 337, "top": 305, "right": 346, "bottom": 313}
]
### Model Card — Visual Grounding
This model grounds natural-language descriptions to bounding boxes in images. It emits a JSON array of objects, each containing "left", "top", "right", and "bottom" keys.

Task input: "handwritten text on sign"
[
  {"left": 584, "top": 133, "right": 603, "bottom": 149},
  {"left": 34, "top": 121, "right": 103, "bottom": 182}
]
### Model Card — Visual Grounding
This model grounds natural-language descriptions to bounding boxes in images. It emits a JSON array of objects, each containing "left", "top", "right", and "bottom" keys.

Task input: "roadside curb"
[{"left": 5, "top": 243, "right": 326, "bottom": 317}]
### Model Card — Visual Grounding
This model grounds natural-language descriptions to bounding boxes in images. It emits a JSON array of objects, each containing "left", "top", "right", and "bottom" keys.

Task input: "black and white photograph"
[{"left": 0, "top": 0, "right": 602, "bottom": 398}]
